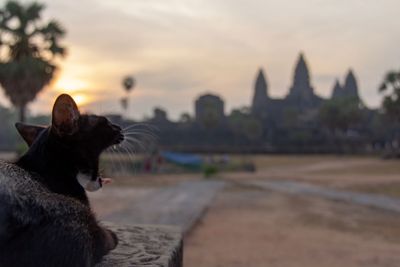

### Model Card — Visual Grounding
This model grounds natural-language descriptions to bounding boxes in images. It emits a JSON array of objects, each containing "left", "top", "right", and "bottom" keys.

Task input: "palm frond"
[
  {"left": 41, "top": 20, "right": 65, "bottom": 37},
  {"left": 5, "top": 1, "right": 22, "bottom": 18},
  {"left": 49, "top": 41, "right": 67, "bottom": 57},
  {"left": 379, "top": 82, "right": 387, "bottom": 93},
  {"left": 25, "top": 2, "right": 44, "bottom": 21}
]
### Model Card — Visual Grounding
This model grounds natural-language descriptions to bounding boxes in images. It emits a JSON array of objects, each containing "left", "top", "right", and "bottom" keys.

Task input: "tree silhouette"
[
  {"left": 229, "top": 108, "right": 263, "bottom": 141},
  {"left": 379, "top": 70, "right": 400, "bottom": 122},
  {"left": 319, "top": 97, "right": 364, "bottom": 134},
  {"left": 120, "top": 97, "right": 128, "bottom": 111},
  {"left": 122, "top": 76, "right": 135, "bottom": 93},
  {"left": 0, "top": 1, "right": 66, "bottom": 122},
  {"left": 120, "top": 75, "right": 135, "bottom": 113},
  {"left": 179, "top": 112, "right": 192, "bottom": 124}
]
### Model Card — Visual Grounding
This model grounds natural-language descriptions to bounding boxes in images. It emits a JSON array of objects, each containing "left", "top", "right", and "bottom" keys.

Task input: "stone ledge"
[{"left": 97, "top": 223, "right": 183, "bottom": 267}]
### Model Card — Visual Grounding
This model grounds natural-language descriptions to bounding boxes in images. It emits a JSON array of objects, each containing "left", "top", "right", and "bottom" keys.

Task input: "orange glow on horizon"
[
  {"left": 71, "top": 93, "right": 90, "bottom": 107},
  {"left": 53, "top": 76, "right": 89, "bottom": 93},
  {"left": 51, "top": 75, "right": 94, "bottom": 107}
]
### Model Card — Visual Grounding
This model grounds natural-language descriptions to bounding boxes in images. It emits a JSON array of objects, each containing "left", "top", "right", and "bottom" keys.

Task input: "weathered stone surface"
[
  {"left": 100, "top": 181, "right": 225, "bottom": 234},
  {"left": 97, "top": 223, "right": 182, "bottom": 267}
]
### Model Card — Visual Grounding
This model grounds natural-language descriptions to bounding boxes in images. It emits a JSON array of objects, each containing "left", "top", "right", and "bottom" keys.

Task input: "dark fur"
[
  {"left": 17, "top": 115, "right": 123, "bottom": 205},
  {"left": 0, "top": 161, "right": 114, "bottom": 266},
  {"left": 0, "top": 94, "right": 123, "bottom": 266}
]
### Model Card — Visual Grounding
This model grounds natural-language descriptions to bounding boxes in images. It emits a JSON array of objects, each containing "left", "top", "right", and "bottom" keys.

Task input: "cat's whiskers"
[
  {"left": 123, "top": 136, "right": 147, "bottom": 151},
  {"left": 122, "top": 139, "right": 137, "bottom": 158},
  {"left": 124, "top": 131, "right": 157, "bottom": 146},
  {"left": 119, "top": 140, "right": 136, "bottom": 164},
  {"left": 105, "top": 146, "right": 119, "bottom": 176},
  {"left": 122, "top": 123, "right": 157, "bottom": 132},
  {"left": 108, "top": 139, "right": 137, "bottom": 174},
  {"left": 103, "top": 123, "right": 158, "bottom": 176},
  {"left": 110, "top": 146, "right": 126, "bottom": 175},
  {"left": 122, "top": 129, "right": 157, "bottom": 139},
  {"left": 123, "top": 124, "right": 158, "bottom": 139}
]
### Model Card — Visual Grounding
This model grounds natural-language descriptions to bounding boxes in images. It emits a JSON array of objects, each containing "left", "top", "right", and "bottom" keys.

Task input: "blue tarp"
[{"left": 161, "top": 151, "right": 203, "bottom": 166}]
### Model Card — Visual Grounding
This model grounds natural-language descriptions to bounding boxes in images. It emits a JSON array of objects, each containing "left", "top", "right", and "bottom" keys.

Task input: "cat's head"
[{"left": 16, "top": 94, "right": 124, "bottom": 191}]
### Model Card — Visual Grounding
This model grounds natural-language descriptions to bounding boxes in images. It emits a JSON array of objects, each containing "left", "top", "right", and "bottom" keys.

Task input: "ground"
[
  {"left": 184, "top": 184, "right": 400, "bottom": 267},
  {"left": 2, "top": 153, "right": 400, "bottom": 266},
  {"left": 92, "top": 155, "right": 400, "bottom": 267},
  {"left": 183, "top": 156, "right": 400, "bottom": 267}
]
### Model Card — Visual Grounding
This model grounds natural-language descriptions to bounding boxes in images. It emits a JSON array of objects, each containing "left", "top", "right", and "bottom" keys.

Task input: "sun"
[
  {"left": 54, "top": 77, "right": 89, "bottom": 93},
  {"left": 71, "top": 94, "right": 89, "bottom": 107},
  {"left": 52, "top": 76, "right": 92, "bottom": 107}
]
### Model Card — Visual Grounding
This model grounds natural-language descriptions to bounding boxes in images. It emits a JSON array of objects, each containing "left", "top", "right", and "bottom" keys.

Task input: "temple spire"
[
  {"left": 331, "top": 79, "right": 343, "bottom": 99},
  {"left": 251, "top": 68, "right": 269, "bottom": 117},
  {"left": 289, "top": 52, "right": 314, "bottom": 98},
  {"left": 343, "top": 69, "right": 359, "bottom": 99}
]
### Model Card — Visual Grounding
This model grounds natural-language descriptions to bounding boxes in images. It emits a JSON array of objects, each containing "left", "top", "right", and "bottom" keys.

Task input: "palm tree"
[
  {"left": 379, "top": 70, "right": 400, "bottom": 122},
  {"left": 319, "top": 97, "right": 364, "bottom": 134},
  {"left": 379, "top": 70, "right": 400, "bottom": 155},
  {"left": 122, "top": 76, "right": 135, "bottom": 93},
  {"left": 0, "top": 1, "right": 66, "bottom": 122}
]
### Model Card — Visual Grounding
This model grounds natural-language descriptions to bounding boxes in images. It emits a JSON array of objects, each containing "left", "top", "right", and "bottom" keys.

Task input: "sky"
[{"left": 1, "top": 0, "right": 399, "bottom": 120}]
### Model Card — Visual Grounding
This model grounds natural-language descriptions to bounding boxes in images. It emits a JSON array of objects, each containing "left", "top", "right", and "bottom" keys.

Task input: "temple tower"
[
  {"left": 195, "top": 94, "right": 225, "bottom": 127},
  {"left": 285, "top": 53, "right": 321, "bottom": 112},
  {"left": 251, "top": 68, "right": 269, "bottom": 118},
  {"left": 331, "top": 79, "right": 343, "bottom": 99},
  {"left": 343, "top": 69, "right": 359, "bottom": 99},
  {"left": 288, "top": 53, "right": 315, "bottom": 102}
]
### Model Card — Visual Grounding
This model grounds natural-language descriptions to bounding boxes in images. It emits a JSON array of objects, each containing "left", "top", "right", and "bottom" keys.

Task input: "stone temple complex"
[
  {"left": 250, "top": 53, "right": 361, "bottom": 126},
  {"left": 331, "top": 70, "right": 360, "bottom": 100},
  {"left": 97, "top": 52, "right": 375, "bottom": 153}
]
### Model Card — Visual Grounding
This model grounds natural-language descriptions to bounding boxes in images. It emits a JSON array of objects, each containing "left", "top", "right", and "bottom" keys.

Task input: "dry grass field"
[
  {"left": 184, "top": 155, "right": 400, "bottom": 267},
  {"left": 184, "top": 183, "right": 400, "bottom": 267},
  {"left": 225, "top": 155, "right": 400, "bottom": 193}
]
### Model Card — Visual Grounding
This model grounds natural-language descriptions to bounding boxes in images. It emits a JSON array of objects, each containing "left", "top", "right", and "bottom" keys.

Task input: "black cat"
[{"left": 0, "top": 94, "right": 123, "bottom": 266}]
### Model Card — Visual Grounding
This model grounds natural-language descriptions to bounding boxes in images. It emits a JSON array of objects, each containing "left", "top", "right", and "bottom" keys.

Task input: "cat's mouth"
[
  {"left": 77, "top": 172, "right": 102, "bottom": 192},
  {"left": 77, "top": 171, "right": 113, "bottom": 192}
]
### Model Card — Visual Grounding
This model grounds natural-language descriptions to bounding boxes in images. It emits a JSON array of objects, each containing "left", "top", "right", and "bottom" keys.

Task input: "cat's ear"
[
  {"left": 51, "top": 94, "right": 80, "bottom": 136},
  {"left": 15, "top": 123, "right": 47, "bottom": 147}
]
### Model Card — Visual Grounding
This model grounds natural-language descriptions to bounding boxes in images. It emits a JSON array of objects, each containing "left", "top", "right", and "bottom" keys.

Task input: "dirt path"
[
  {"left": 250, "top": 180, "right": 400, "bottom": 213},
  {"left": 184, "top": 184, "right": 400, "bottom": 267},
  {"left": 222, "top": 156, "right": 400, "bottom": 189}
]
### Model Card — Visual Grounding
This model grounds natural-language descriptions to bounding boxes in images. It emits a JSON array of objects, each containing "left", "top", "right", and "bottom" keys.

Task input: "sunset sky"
[{"left": 1, "top": 0, "right": 399, "bottom": 120}]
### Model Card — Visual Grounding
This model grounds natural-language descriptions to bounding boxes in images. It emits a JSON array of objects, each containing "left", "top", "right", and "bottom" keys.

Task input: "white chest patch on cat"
[{"left": 77, "top": 172, "right": 101, "bottom": 192}]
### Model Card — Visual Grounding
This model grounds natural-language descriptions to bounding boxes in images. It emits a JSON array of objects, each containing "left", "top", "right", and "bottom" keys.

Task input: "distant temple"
[
  {"left": 331, "top": 70, "right": 360, "bottom": 100},
  {"left": 0, "top": 52, "right": 389, "bottom": 153},
  {"left": 100, "top": 52, "right": 371, "bottom": 153},
  {"left": 195, "top": 94, "right": 225, "bottom": 128},
  {"left": 250, "top": 53, "right": 361, "bottom": 126},
  {"left": 286, "top": 53, "right": 322, "bottom": 110}
]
